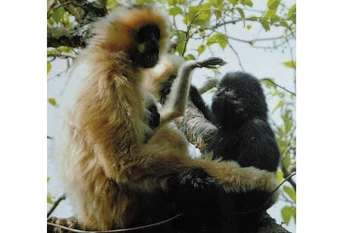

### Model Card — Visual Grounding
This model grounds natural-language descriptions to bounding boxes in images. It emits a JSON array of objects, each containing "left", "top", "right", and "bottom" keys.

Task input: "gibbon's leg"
[{"left": 160, "top": 57, "right": 226, "bottom": 125}]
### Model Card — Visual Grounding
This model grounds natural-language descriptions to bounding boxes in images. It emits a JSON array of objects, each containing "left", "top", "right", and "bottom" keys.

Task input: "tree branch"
[
  {"left": 261, "top": 78, "right": 296, "bottom": 96},
  {"left": 47, "top": 24, "right": 92, "bottom": 48},
  {"left": 47, "top": 195, "right": 66, "bottom": 218}
]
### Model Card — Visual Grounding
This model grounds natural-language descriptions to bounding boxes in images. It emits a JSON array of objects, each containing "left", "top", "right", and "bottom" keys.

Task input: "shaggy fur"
[
  {"left": 53, "top": 6, "right": 277, "bottom": 231},
  {"left": 190, "top": 72, "right": 281, "bottom": 232}
]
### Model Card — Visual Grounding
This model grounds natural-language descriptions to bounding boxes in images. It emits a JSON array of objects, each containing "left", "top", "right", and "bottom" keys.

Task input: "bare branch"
[
  {"left": 262, "top": 78, "right": 296, "bottom": 96},
  {"left": 47, "top": 194, "right": 66, "bottom": 218}
]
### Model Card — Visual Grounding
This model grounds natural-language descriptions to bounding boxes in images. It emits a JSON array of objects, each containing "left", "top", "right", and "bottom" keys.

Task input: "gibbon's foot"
[
  {"left": 170, "top": 167, "right": 219, "bottom": 215},
  {"left": 196, "top": 57, "right": 226, "bottom": 69}
]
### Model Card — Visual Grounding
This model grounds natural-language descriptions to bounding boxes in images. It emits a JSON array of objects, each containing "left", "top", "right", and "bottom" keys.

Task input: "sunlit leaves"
[
  {"left": 185, "top": 54, "right": 196, "bottom": 61},
  {"left": 107, "top": 0, "right": 117, "bottom": 10},
  {"left": 51, "top": 7, "right": 65, "bottom": 24},
  {"left": 259, "top": 18, "right": 270, "bottom": 31},
  {"left": 281, "top": 206, "right": 296, "bottom": 225},
  {"left": 136, "top": 0, "right": 154, "bottom": 4},
  {"left": 235, "top": 7, "right": 245, "bottom": 26},
  {"left": 47, "top": 62, "right": 52, "bottom": 74},
  {"left": 283, "top": 186, "right": 296, "bottom": 202},
  {"left": 228, "top": 0, "right": 238, "bottom": 6},
  {"left": 48, "top": 98, "right": 57, "bottom": 106},
  {"left": 267, "top": 0, "right": 281, "bottom": 10},
  {"left": 287, "top": 4, "right": 296, "bottom": 24},
  {"left": 47, "top": 194, "right": 54, "bottom": 204},
  {"left": 242, "top": 0, "right": 253, "bottom": 7},
  {"left": 169, "top": 6, "right": 183, "bottom": 16},
  {"left": 276, "top": 170, "right": 284, "bottom": 184},
  {"left": 272, "top": 100, "right": 284, "bottom": 113},
  {"left": 197, "top": 45, "right": 206, "bottom": 55},
  {"left": 283, "top": 60, "right": 296, "bottom": 68},
  {"left": 207, "top": 33, "right": 228, "bottom": 50},
  {"left": 184, "top": 4, "right": 211, "bottom": 27}
]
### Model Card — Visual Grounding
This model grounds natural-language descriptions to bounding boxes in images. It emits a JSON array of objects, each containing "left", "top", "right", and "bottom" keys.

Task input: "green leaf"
[
  {"left": 136, "top": 0, "right": 154, "bottom": 4},
  {"left": 228, "top": 0, "right": 238, "bottom": 6},
  {"left": 106, "top": 0, "right": 117, "bottom": 10},
  {"left": 259, "top": 18, "right": 270, "bottom": 31},
  {"left": 176, "top": 41, "right": 186, "bottom": 55},
  {"left": 287, "top": 4, "right": 296, "bottom": 24},
  {"left": 197, "top": 45, "right": 206, "bottom": 55},
  {"left": 262, "top": 79, "right": 276, "bottom": 89},
  {"left": 272, "top": 100, "right": 284, "bottom": 113},
  {"left": 47, "top": 62, "right": 52, "bottom": 74},
  {"left": 276, "top": 170, "right": 284, "bottom": 184},
  {"left": 280, "top": 19, "right": 288, "bottom": 27},
  {"left": 235, "top": 7, "right": 245, "bottom": 26},
  {"left": 207, "top": 33, "right": 228, "bottom": 50},
  {"left": 264, "top": 8, "right": 277, "bottom": 19},
  {"left": 246, "top": 24, "right": 252, "bottom": 30},
  {"left": 281, "top": 206, "right": 296, "bottom": 225},
  {"left": 283, "top": 153, "right": 291, "bottom": 167},
  {"left": 282, "top": 60, "right": 296, "bottom": 68},
  {"left": 185, "top": 54, "right": 196, "bottom": 61},
  {"left": 51, "top": 7, "right": 65, "bottom": 24},
  {"left": 48, "top": 98, "right": 57, "bottom": 106},
  {"left": 283, "top": 186, "right": 296, "bottom": 202},
  {"left": 210, "top": 0, "right": 223, "bottom": 7},
  {"left": 242, "top": 0, "right": 253, "bottom": 7},
  {"left": 267, "top": 0, "right": 281, "bottom": 10},
  {"left": 169, "top": 6, "right": 183, "bottom": 16},
  {"left": 184, "top": 4, "right": 211, "bottom": 27},
  {"left": 47, "top": 194, "right": 54, "bottom": 204}
]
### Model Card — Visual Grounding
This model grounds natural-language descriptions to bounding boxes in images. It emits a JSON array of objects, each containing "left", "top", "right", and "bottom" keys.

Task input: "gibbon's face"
[
  {"left": 212, "top": 72, "right": 268, "bottom": 126},
  {"left": 132, "top": 24, "right": 161, "bottom": 68}
]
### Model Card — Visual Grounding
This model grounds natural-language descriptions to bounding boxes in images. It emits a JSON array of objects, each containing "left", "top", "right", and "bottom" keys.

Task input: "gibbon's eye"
[{"left": 225, "top": 87, "right": 233, "bottom": 93}]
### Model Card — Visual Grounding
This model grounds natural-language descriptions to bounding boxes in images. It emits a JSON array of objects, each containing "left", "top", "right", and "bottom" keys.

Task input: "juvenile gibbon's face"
[
  {"left": 131, "top": 24, "right": 161, "bottom": 68},
  {"left": 212, "top": 72, "right": 268, "bottom": 126}
]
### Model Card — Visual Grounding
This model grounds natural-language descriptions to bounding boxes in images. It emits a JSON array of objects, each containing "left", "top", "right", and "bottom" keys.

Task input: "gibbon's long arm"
[{"left": 160, "top": 57, "right": 226, "bottom": 125}]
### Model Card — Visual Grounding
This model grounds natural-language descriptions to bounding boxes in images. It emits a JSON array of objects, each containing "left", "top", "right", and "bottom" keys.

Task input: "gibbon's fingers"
[{"left": 195, "top": 57, "right": 227, "bottom": 69}]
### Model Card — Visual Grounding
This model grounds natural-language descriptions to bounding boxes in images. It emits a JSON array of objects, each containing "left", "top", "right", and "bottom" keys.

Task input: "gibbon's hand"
[
  {"left": 170, "top": 167, "right": 219, "bottom": 215},
  {"left": 146, "top": 105, "right": 160, "bottom": 129},
  {"left": 195, "top": 57, "right": 226, "bottom": 69}
]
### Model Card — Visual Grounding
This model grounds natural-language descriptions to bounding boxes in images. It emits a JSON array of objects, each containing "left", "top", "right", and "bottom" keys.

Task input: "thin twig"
[
  {"left": 261, "top": 78, "right": 296, "bottom": 96},
  {"left": 47, "top": 194, "right": 66, "bottom": 217}
]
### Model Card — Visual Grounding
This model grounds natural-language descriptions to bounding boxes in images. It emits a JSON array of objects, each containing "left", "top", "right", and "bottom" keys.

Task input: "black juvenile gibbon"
[
  {"left": 189, "top": 71, "right": 281, "bottom": 232},
  {"left": 53, "top": 5, "right": 278, "bottom": 232}
]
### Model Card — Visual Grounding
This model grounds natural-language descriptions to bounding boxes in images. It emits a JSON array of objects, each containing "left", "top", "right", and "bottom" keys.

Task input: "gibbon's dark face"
[
  {"left": 212, "top": 72, "right": 268, "bottom": 127},
  {"left": 132, "top": 24, "right": 161, "bottom": 68}
]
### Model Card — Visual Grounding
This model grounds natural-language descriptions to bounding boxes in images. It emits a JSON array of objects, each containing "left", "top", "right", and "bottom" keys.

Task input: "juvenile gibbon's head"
[
  {"left": 90, "top": 5, "right": 170, "bottom": 68},
  {"left": 212, "top": 72, "right": 268, "bottom": 127}
]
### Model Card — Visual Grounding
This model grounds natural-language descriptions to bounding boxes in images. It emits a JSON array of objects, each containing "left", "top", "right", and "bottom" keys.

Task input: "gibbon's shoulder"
[{"left": 90, "top": 6, "right": 170, "bottom": 53}]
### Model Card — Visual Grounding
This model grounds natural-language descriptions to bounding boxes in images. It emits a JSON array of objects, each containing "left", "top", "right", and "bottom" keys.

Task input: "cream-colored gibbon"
[{"left": 53, "top": 5, "right": 278, "bottom": 231}]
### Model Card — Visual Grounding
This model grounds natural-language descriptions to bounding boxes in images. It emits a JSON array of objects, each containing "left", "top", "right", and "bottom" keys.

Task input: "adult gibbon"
[
  {"left": 189, "top": 71, "right": 281, "bottom": 232},
  {"left": 53, "top": 5, "right": 277, "bottom": 231}
]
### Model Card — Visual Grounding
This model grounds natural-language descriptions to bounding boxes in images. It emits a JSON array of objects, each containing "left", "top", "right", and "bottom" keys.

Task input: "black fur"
[
  {"left": 189, "top": 71, "right": 280, "bottom": 233},
  {"left": 146, "top": 104, "right": 160, "bottom": 129}
]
